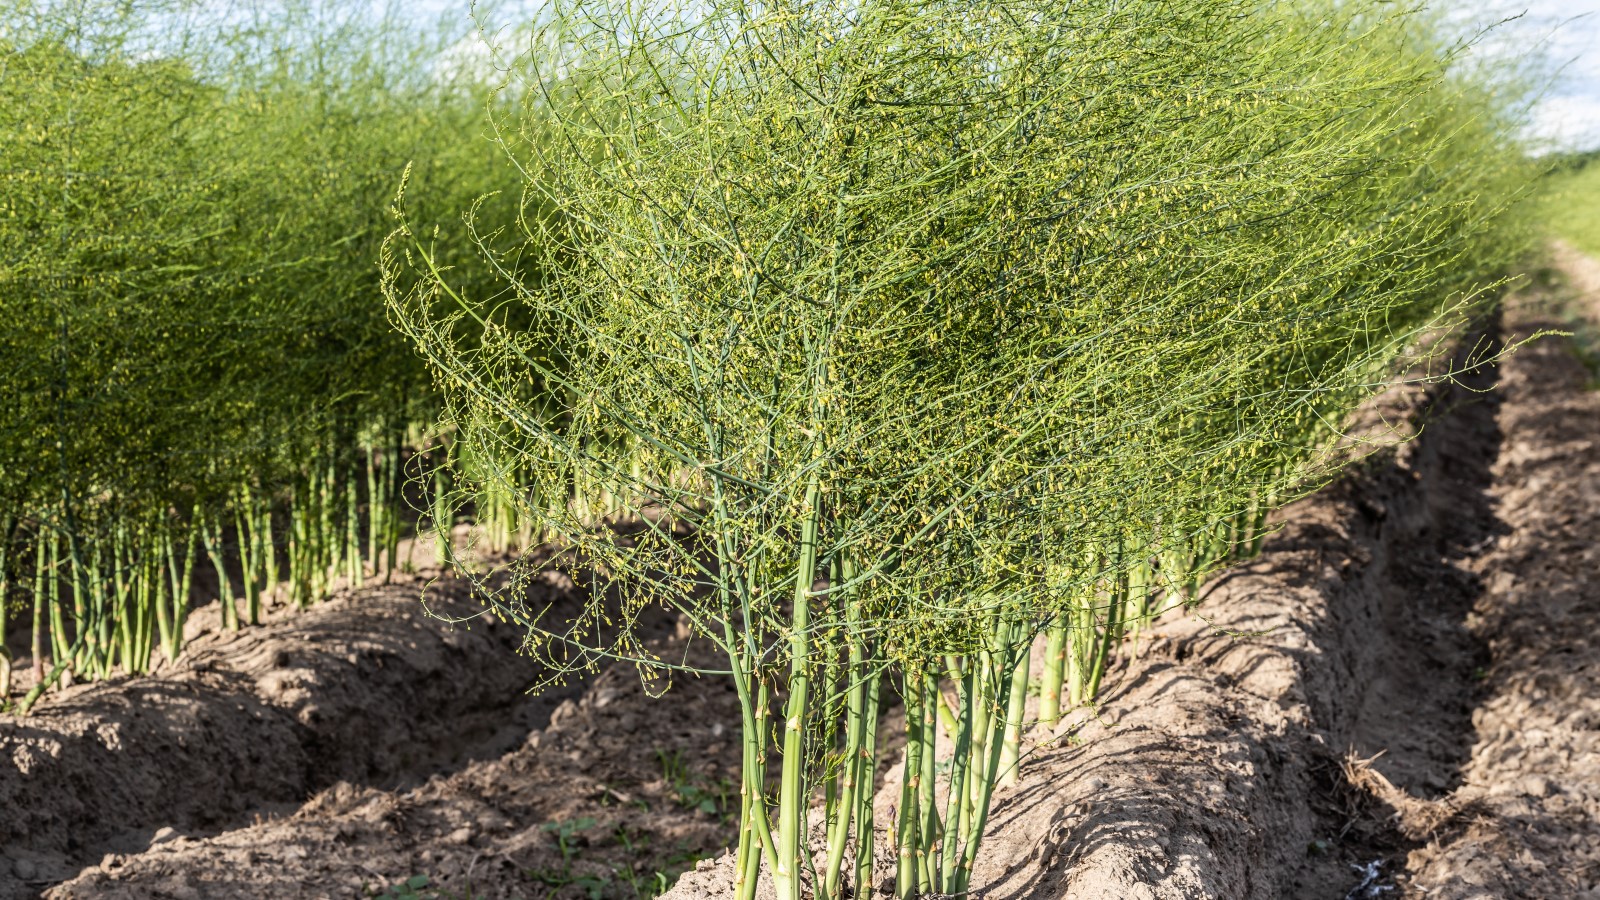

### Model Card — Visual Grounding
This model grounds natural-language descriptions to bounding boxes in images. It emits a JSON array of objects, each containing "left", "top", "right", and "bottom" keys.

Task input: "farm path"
[{"left": 1395, "top": 244, "right": 1600, "bottom": 898}]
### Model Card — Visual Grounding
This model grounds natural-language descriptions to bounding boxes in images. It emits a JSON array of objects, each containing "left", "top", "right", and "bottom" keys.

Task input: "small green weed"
[
  {"left": 366, "top": 874, "right": 480, "bottom": 900},
  {"left": 527, "top": 817, "right": 610, "bottom": 898},
  {"left": 598, "top": 783, "right": 651, "bottom": 812},
  {"left": 609, "top": 824, "right": 703, "bottom": 899},
  {"left": 655, "top": 749, "right": 731, "bottom": 819}
]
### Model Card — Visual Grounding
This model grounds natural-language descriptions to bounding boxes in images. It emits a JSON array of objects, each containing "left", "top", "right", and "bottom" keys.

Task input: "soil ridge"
[{"left": 0, "top": 570, "right": 566, "bottom": 899}]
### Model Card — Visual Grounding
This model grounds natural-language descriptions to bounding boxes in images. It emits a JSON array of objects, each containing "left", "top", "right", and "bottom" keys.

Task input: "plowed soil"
[
  {"left": 1396, "top": 244, "right": 1600, "bottom": 898},
  {"left": 5, "top": 246, "right": 1599, "bottom": 900}
]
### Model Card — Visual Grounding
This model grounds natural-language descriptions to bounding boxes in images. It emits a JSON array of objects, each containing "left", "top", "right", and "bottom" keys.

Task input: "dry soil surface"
[{"left": 1393, "top": 245, "right": 1600, "bottom": 898}]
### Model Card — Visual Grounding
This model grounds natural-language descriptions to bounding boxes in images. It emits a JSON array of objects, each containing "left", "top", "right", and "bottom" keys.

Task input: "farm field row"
[
  {"left": 2, "top": 1, "right": 1574, "bottom": 897},
  {"left": 2, "top": 248, "right": 1592, "bottom": 899}
]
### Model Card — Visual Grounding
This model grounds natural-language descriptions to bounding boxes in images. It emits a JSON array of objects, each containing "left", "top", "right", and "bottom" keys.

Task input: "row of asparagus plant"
[
  {"left": 0, "top": 1, "right": 517, "bottom": 712},
  {"left": 387, "top": 0, "right": 1539, "bottom": 896},
  {"left": 0, "top": 427, "right": 435, "bottom": 712}
]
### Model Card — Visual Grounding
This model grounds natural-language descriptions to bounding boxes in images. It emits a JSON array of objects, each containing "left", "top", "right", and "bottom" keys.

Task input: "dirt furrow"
[
  {"left": 1395, "top": 245, "right": 1600, "bottom": 898},
  {"left": 44, "top": 622, "right": 743, "bottom": 900},
  {"left": 0, "top": 564, "right": 571, "bottom": 899}
]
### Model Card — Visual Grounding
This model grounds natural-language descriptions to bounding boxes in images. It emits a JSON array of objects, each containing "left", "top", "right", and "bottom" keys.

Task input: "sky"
[
  {"left": 1466, "top": 1, "right": 1600, "bottom": 152},
  {"left": 164, "top": 0, "right": 1600, "bottom": 154},
  {"left": 396, "top": 0, "right": 1600, "bottom": 153}
]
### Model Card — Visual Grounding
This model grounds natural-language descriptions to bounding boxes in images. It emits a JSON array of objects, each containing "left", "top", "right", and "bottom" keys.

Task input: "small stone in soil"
[{"left": 1520, "top": 775, "right": 1552, "bottom": 798}]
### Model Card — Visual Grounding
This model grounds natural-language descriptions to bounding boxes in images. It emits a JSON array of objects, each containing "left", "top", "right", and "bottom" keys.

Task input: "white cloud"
[
  {"left": 1458, "top": 1, "right": 1600, "bottom": 151},
  {"left": 1527, "top": 93, "right": 1600, "bottom": 150}
]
